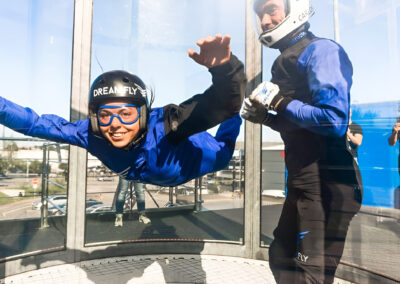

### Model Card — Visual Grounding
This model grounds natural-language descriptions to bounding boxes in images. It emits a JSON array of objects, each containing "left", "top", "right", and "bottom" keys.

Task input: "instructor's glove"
[
  {"left": 249, "top": 81, "right": 280, "bottom": 111},
  {"left": 241, "top": 97, "right": 269, "bottom": 124}
]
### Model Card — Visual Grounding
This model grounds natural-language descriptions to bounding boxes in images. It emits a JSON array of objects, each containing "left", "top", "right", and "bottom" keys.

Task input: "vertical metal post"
[
  {"left": 66, "top": 0, "right": 93, "bottom": 262},
  {"left": 129, "top": 180, "right": 134, "bottom": 213},
  {"left": 333, "top": 0, "right": 340, "bottom": 43},
  {"left": 195, "top": 178, "right": 204, "bottom": 211},
  {"left": 198, "top": 178, "right": 203, "bottom": 211},
  {"left": 168, "top": 187, "right": 174, "bottom": 205},
  {"left": 245, "top": 0, "right": 263, "bottom": 258},
  {"left": 194, "top": 178, "right": 199, "bottom": 210},
  {"left": 56, "top": 143, "right": 62, "bottom": 163},
  {"left": 46, "top": 146, "right": 50, "bottom": 194},
  {"left": 40, "top": 143, "right": 49, "bottom": 228},
  {"left": 239, "top": 149, "right": 243, "bottom": 193},
  {"left": 232, "top": 161, "right": 236, "bottom": 192}
]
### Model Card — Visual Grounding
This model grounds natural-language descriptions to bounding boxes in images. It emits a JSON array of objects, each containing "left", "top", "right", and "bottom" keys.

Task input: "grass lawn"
[{"left": 0, "top": 191, "right": 22, "bottom": 204}]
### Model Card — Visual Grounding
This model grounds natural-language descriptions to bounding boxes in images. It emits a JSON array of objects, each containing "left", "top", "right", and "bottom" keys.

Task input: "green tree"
[
  {"left": 0, "top": 159, "right": 8, "bottom": 175},
  {"left": 5, "top": 141, "right": 18, "bottom": 160},
  {"left": 30, "top": 160, "right": 50, "bottom": 174},
  {"left": 8, "top": 160, "right": 26, "bottom": 173},
  {"left": 58, "top": 163, "right": 69, "bottom": 181}
]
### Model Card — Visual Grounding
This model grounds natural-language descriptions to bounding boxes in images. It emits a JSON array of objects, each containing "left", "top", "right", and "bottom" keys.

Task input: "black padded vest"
[{"left": 270, "top": 33, "right": 356, "bottom": 181}]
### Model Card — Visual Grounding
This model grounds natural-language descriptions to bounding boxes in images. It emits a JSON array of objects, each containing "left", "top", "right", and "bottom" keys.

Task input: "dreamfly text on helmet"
[{"left": 93, "top": 84, "right": 147, "bottom": 97}]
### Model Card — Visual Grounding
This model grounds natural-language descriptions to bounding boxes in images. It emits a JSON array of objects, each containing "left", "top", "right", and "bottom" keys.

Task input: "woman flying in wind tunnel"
[{"left": 0, "top": 34, "right": 245, "bottom": 187}]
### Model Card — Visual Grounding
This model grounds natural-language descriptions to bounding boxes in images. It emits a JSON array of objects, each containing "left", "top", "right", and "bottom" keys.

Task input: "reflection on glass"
[
  {"left": 260, "top": 144, "right": 285, "bottom": 247},
  {"left": 341, "top": 102, "right": 400, "bottom": 280},
  {"left": 86, "top": 148, "right": 244, "bottom": 244},
  {"left": 0, "top": 140, "right": 69, "bottom": 260},
  {"left": 337, "top": 1, "right": 400, "bottom": 281},
  {"left": 0, "top": 1, "right": 73, "bottom": 260},
  {"left": 86, "top": 0, "right": 245, "bottom": 245},
  {"left": 113, "top": 178, "right": 150, "bottom": 226},
  {"left": 259, "top": 0, "right": 400, "bottom": 282}
]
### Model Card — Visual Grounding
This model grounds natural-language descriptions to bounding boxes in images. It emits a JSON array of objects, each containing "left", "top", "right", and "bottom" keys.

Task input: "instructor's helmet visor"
[{"left": 97, "top": 104, "right": 140, "bottom": 126}]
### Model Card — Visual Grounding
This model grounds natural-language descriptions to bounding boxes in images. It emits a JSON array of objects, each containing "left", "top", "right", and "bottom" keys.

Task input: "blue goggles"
[{"left": 97, "top": 104, "right": 140, "bottom": 126}]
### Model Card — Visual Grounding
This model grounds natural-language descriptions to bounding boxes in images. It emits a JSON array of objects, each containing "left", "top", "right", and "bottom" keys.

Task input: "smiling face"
[
  {"left": 98, "top": 100, "right": 140, "bottom": 149},
  {"left": 255, "top": 0, "right": 286, "bottom": 32}
]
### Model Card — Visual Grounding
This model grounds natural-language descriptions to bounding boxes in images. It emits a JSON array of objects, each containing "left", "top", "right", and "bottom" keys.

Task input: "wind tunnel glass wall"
[
  {"left": 85, "top": 0, "right": 245, "bottom": 245},
  {"left": 334, "top": 1, "right": 400, "bottom": 281},
  {"left": 0, "top": 1, "right": 74, "bottom": 260},
  {"left": 260, "top": 1, "right": 400, "bottom": 282}
]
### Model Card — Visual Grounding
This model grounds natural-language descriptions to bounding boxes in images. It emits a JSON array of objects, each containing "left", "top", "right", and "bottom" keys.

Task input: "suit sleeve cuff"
[
  {"left": 208, "top": 53, "right": 242, "bottom": 77},
  {"left": 274, "top": 96, "right": 293, "bottom": 113}
]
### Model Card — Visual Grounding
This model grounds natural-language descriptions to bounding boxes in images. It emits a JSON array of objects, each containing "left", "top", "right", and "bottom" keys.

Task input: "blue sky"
[{"left": 0, "top": 0, "right": 399, "bottom": 141}]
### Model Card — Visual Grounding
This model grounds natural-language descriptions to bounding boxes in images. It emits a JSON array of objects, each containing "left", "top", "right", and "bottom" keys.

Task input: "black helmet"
[{"left": 88, "top": 70, "right": 151, "bottom": 146}]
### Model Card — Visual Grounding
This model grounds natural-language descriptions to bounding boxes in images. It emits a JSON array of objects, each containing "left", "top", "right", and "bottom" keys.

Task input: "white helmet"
[{"left": 253, "top": 0, "right": 314, "bottom": 47}]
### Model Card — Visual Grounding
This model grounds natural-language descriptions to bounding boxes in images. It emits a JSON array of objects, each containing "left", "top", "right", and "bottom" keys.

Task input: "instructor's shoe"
[
  {"left": 138, "top": 213, "right": 151, "bottom": 224},
  {"left": 114, "top": 214, "right": 123, "bottom": 227}
]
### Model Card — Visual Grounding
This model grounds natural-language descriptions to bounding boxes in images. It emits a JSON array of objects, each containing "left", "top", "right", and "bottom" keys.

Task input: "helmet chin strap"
[{"left": 274, "top": 22, "right": 310, "bottom": 51}]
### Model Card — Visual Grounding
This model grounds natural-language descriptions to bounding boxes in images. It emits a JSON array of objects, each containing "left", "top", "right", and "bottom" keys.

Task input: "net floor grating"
[
  {"left": 2, "top": 254, "right": 354, "bottom": 284},
  {"left": 3, "top": 254, "right": 275, "bottom": 284}
]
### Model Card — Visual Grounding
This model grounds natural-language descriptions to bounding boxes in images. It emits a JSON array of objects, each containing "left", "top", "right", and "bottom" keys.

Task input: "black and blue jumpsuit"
[{"left": 265, "top": 31, "right": 363, "bottom": 283}]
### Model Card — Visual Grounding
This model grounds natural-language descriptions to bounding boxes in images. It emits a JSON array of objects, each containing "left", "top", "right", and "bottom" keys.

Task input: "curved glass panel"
[
  {"left": 86, "top": 0, "right": 245, "bottom": 245},
  {"left": 336, "top": 1, "right": 400, "bottom": 281},
  {"left": 260, "top": 0, "right": 400, "bottom": 282},
  {"left": 0, "top": 1, "right": 74, "bottom": 260}
]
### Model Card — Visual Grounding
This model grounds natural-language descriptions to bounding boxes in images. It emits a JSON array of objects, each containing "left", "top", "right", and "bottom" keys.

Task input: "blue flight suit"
[
  {"left": 0, "top": 55, "right": 245, "bottom": 187},
  {"left": 264, "top": 29, "right": 362, "bottom": 284}
]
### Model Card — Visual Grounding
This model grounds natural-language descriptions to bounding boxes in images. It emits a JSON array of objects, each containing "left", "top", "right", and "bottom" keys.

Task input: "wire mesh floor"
[
  {"left": 3, "top": 254, "right": 276, "bottom": 284},
  {"left": 2, "top": 254, "right": 355, "bottom": 284}
]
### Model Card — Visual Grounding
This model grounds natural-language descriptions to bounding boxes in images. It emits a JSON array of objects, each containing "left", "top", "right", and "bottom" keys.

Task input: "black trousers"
[{"left": 269, "top": 161, "right": 362, "bottom": 284}]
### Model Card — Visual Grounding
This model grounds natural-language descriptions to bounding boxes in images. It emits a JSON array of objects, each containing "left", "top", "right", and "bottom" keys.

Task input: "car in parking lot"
[
  {"left": 97, "top": 176, "right": 114, "bottom": 181},
  {"left": 85, "top": 199, "right": 103, "bottom": 208},
  {"left": 48, "top": 202, "right": 67, "bottom": 216},
  {"left": 86, "top": 204, "right": 113, "bottom": 214},
  {"left": 261, "top": 189, "right": 285, "bottom": 198},
  {"left": 46, "top": 198, "right": 103, "bottom": 216},
  {"left": 31, "top": 194, "right": 67, "bottom": 210}
]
